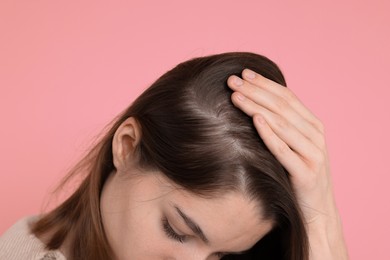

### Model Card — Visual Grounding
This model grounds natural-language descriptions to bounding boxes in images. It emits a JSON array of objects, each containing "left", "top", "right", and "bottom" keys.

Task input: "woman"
[{"left": 0, "top": 52, "right": 348, "bottom": 259}]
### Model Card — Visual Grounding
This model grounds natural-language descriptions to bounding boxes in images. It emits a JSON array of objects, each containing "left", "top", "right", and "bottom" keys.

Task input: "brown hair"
[{"left": 31, "top": 52, "right": 309, "bottom": 260}]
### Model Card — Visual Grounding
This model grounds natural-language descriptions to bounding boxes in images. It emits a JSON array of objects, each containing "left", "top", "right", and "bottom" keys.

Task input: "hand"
[{"left": 227, "top": 69, "right": 348, "bottom": 259}]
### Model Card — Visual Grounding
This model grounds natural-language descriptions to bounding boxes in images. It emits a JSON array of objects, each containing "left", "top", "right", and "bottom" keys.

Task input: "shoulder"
[{"left": 0, "top": 216, "right": 66, "bottom": 260}]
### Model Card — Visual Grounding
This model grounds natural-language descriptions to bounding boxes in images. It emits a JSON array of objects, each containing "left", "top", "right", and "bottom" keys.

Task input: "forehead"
[{"left": 164, "top": 185, "right": 273, "bottom": 252}]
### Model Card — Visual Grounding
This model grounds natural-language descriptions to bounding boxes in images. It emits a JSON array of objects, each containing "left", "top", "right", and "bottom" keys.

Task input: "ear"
[{"left": 112, "top": 117, "right": 141, "bottom": 173}]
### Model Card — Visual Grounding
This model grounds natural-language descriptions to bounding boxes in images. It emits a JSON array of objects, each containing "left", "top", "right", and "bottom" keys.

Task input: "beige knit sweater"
[{"left": 0, "top": 216, "right": 66, "bottom": 260}]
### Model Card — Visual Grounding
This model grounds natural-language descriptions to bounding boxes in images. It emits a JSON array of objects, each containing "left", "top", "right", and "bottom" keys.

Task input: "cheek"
[{"left": 109, "top": 205, "right": 178, "bottom": 259}]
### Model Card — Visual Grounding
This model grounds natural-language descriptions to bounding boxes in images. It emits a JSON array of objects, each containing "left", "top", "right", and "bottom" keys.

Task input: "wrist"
[{"left": 306, "top": 210, "right": 349, "bottom": 260}]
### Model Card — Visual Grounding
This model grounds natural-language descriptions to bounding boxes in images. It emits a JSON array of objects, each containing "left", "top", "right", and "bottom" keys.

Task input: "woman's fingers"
[
  {"left": 231, "top": 92, "right": 323, "bottom": 166},
  {"left": 228, "top": 73, "right": 325, "bottom": 152},
  {"left": 251, "top": 113, "right": 309, "bottom": 181},
  {"left": 241, "top": 69, "right": 325, "bottom": 134}
]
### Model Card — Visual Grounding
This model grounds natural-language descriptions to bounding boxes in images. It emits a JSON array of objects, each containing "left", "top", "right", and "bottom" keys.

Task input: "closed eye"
[{"left": 162, "top": 217, "right": 188, "bottom": 243}]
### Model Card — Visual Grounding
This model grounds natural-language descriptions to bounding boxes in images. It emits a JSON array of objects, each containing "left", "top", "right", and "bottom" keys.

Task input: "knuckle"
[
  {"left": 312, "top": 116, "right": 325, "bottom": 134},
  {"left": 282, "top": 87, "right": 296, "bottom": 103},
  {"left": 277, "top": 142, "right": 290, "bottom": 155},
  {"left": 275, "top": 117, "right": 288, "bottom": 130},
  {"left": 274, "top": 97, "right": 288, "bottom": 112},
  {"left": 315, "top": 120, "right": 325, "bottom": 133},
  {"left": 310, "top": 148, "right": 326, "bottom": 167}
]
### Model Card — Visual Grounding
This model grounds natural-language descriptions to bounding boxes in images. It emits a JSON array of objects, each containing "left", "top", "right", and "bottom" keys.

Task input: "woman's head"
[{"left": 32, "top": 52, "right": 308, "bottom": 260}]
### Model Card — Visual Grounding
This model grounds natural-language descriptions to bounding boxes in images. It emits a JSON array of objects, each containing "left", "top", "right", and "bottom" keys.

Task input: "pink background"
[{"left": 1, "top": 1, "right": 389, "bottom": 259}]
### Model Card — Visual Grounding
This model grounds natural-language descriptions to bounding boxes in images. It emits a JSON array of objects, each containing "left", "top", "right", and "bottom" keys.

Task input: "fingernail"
[
  {"left": 234, "top": 77, "right": 243, "bottom": 86},
  {"left": 244, "top": 69, "right": 256, "bottom": 79},
  {"left": 237, "top": 93, "right": 245, "bottom": 101}
]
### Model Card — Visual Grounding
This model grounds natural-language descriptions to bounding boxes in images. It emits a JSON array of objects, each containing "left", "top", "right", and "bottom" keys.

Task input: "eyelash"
[
  {"left": 162, "top": 217, "right": 188, "bottom": 243},
  {"left": 161, "top": 217, "right": 227, "bottom": 259}
]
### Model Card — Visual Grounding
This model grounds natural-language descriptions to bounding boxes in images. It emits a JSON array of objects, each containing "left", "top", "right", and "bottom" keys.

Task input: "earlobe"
[{"left": 112, "top": 117, "right": 141, "bottom": 172}]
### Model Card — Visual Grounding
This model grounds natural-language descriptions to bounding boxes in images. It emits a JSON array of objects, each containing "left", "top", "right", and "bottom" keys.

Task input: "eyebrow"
[{"left": 173, "top": 204, "right": 210, "bottom": 244}]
